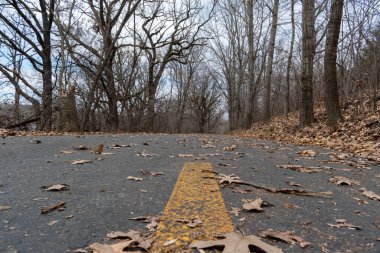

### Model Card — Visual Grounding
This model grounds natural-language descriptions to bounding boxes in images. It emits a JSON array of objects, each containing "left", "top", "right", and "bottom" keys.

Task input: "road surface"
[{"left": 0, "top": 134, "right": 379, "bottom": 252}]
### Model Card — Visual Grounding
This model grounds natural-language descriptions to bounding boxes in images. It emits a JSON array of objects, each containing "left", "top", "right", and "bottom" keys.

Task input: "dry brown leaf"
[
  {"left": 129, "top": 215, "right": 160, "bottom": 232},
  {"left": 262, "top": 230, "right": 311, "bottom": 248},
  {"left": 286, "top": 181, "right": 302, "bottom": 187},
  {"left": 41, "top": 201, "right": 66, "bottom": 214},
  {"left": 127, "top": 176, "right": 143, "bottom": 181},
  {"left": 105, "top": 230, "right": 153, "bottom": 250},
  {"left": 92, "top": 144, "right": 104, "bottom": 154},
  {"left": 43, "top": 184, "right": 70, "bottom": 191},
  {"left": 108, "top": 144, "right": 128, "bottom": 149},
  {"left": 202, "top": 144, "right": 216, "bottom": 148},
  {"left": 360, "top": 188, "right": 380, "bottom": 201},
  {"left": 327, "top": 219, "right": 361, "bottom": 230},
  {"left": 90, "top": 240, "right": 134, "bottom": 253},
  {"left": 0, "top": 206, "right": 11, "bottom": 211},
  {"left": 60, "top": 150, "right": 75, "bottom": 154},
  {"left": 277, "top": 164, "right": 321, "bottom": 173},
  {"left": 297, "top": 149, "right": 318, "bottom": 157},
  {"left": 190, "top": 232, "right": 283, "bottom": 253},
  {"left": 163, "top": 239, "right": 177, "bottom": 246},
  {"left": 217, "top": 174, "right": 241, "bottom": 184},
  {"left": 178, "top": 154, "right": 194, "bottom": 158},
  {"left": 229, "top": 207, "right": 241, "bottom": 217},
  {"left": 136, "top": 151, "right": 159, "bottom": 157},
  {"left": 223, "top": 144, "right": 237, "bottom": 151},
  {"left": 73, "top": 145, "right": 89, "bottom": 150},
  {"left": 175, "top": 217, "right": 202, "bottom": 228},
  {"left": 242, "top": 198, "right": 264, "bottom": 212},
  {"left": 73, "top": 249, "right": 88, "bottom": 253},
  {"left": 71, "top": 159, "right": 92, "bottom": 165},
  {"left": 328, "top": 176, "right": 359, "bottom": 186}
]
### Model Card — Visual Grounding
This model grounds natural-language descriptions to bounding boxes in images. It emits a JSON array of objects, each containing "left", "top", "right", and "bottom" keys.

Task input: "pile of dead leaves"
[{"left": 237, "top": 94, "right": 379, "bottom": 159}]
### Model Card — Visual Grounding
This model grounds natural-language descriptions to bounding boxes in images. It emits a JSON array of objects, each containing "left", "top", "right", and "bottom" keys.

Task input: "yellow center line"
[{"left": 151, "top": 162, "right": 233, "bottom": 252}]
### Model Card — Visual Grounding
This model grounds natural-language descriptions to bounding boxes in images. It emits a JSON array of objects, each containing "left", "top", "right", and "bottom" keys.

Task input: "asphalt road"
[{"left": 0, "top": 134, "right": 379, "bottom": 253}]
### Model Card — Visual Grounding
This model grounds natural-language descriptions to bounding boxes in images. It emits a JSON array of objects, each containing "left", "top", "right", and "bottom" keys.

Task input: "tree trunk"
[
  {"left": 146, "top": 82, "right": 157, "bottom": 132},
  {"left": 300, "top": 0, "right": 316, "bottom": 127},
  {"left": 104, "top": 50, "right": 119, "bottom": 131},
  {"left": 59, "top": 85, "right": 79, "bottom": 131},
  {"left": 40, "top": 41, "right": 53, "bottom": 131},
  {"left": 285, "top": 0, "right": 295, "bottom": 116},
  {"left": 263, "top": 0, "right": 279, "bottom": 122},
  {"left": 324, "top": 0, "right": 343, "bottom": 128},
  {"left": 246, "top": 0, "right": 255, "bottom": 128}
]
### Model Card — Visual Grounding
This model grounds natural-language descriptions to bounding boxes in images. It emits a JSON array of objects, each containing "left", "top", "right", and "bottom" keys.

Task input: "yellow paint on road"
[{"left": 151, "top": 162, "right": 233, "bottom": 252}]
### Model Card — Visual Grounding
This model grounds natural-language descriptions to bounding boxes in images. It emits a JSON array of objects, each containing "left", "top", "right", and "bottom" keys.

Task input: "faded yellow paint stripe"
[{"left": 151, "top": 162, "right": 234, "bottom": 252}]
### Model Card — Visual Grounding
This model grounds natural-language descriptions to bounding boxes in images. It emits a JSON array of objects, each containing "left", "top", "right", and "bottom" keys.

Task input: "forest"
[{"left": 0, "top": 0, "right": 379, "bottom": 133}]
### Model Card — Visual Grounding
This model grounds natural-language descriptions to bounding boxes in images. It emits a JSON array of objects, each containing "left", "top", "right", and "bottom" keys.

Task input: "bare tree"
[
  {"left": 136, "top": 0, "right": 216, "bottom": 132},
  {"left": 285, "top": 0, "right": 296, "bottom": 116},
  {"left": 0, "top": 0, "right": 56, "bottom": 130},
  {"left": 324, "top": 0, "right": 343, "bottom": 128},
  {"left": 263, "top": 0, "right": 279, "bottom": 122},
  {"left": 300, "top": 0, "right": 316, "bottom": 126}
]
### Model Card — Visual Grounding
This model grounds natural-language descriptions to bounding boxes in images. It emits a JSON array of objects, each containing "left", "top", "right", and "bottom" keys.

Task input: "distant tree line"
[{"left": 0, "top": 0, "right": 379, "bottom": 132}]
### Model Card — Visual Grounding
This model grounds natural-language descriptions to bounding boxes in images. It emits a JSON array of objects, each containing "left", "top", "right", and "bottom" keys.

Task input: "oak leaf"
[
  {"left": 127, "top": 176, "right": 143, "bottom": 182},
  {"left": 190, "top": 232, "right": 283, "bottom": 253},
  {"left": 261, "top": 230, "right": 311, "bottom": 248},
  {"left": 43, "top": 184, "right": 70, "bottom": 191},
  {"left": 242, "top": 198, "right": 264, "bottom": 212},
  {"left": 217, "top": 174, "right": 241, "bottom": 184},
  {"left": 328, "top": 176, "right": 359, "bottom": 186},
  {"left": 71, "top": 159, "right": 92, "bottom": 165}
]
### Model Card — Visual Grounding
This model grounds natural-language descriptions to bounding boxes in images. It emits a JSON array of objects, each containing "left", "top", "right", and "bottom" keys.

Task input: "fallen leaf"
[
  {"left": 42, "top": 184, "right": 70, "bottom": 191},
  {"left": 30, "top": 139, "right": 41, "bottom": 144},
  {"left": 73, "top": 249, "right": 88, "bottom": 253},
  {"left": 262, "top": 230, "right": 311, "bottom": 248},
  {"left": 217, "top": 174, "right": 241, "bottom": 184},
  {"left": 60, "top": 150, "right": 75, "bottom": 154},
  {"left": 360, "top": 188, "right": 380, "bottom": 201},
  {"left": 297, "top": 149, "right": 317, "bottom": 157},
  {"left": 328, "top": 219, "right": 361, "bottom": 230},
  {"left": 71, "top": 159, "right": 92, "bottom": 165},
  {"left": 190, "top": 232, "right": 283, "bottom": 253},
  {"left": 223, "top": 144, "right": 237, "bottom": 151},
  {"left": 101, "top": 152, "right": 115, "bottom": 155},
  {"left": 108, "top": 144, "right": 128, "bottom": 149},
  {"left": 175, "top": 217, "right": 202, "bottom": 228},
  {"left": 0, "top": 206, "right": 11, "bottom": 211},
  {"left": 278, "top": 164, "right": 321, "bottom": 173},
  {"left": 242, "top": 198, "right": 264, "bottom": 212},
  {"left": 202, "top": 144, "right": 216, "bottom": 148},
  {"left": 136, "top": 151, "right": 159, "bottom": 157},
  {"left": 230, "top": 207, "right": 241, "bottom": 216},
  {"left": 41, "top": 201, "right": 66, "bottom": 214},
  {"left": 218, "top": 163, "right": 231, "bottom": 167},
  {"left": 127, "top": 176, "right": 143, "bottom": 181},
  {"left": 90, "top": 240, "right": 134, "bottom": 253},
  {"left": 178, "top": 154, "right": 194, "bottom": 158},
  {"left": 73, "top": 145, "right": 88, "bottom": 150},
  {"left": 163, "top": 239, "right": 177, "bottom": 246},
  {"left": 92, "top": 144, "right": 104, "bottom": 154},
  {"left": 48, "top": 220, "right": 59, "bottom": 226},
  {"left": 286, "top": 181, "right": 303, "bottom": 187},
  {"left": 328, "top": 176, "right": 359, "bottom": 186},
  {"left": 129, "top": 215, "right": 160, "bottom": 232}
]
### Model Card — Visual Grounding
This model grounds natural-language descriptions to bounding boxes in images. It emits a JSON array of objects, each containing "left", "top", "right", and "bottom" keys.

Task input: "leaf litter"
[
  {"left": 261, "top": 230, "right": 311, "bottom": 248},
  {"left": 42, "top": 184, "right": 70, "bottom": 191},
  {"left": 190, "top": 232, "right": 283, "bottom": 253}
]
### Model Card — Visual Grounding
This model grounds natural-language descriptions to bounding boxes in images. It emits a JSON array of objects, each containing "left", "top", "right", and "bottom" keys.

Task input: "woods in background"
[{"left": 0, "top": 0, "right": 379, "bottom": 133}]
